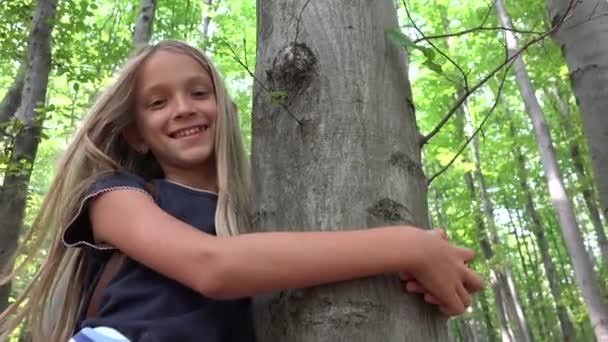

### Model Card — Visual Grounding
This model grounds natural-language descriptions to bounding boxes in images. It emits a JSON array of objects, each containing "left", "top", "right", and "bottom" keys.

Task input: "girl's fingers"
[
  {"left": 463, "top": 268, "right": 485, "bottom": 293},
  {"left": 406, "top": 281, "right": 425, "bottom": 293},
  {"left": 424, "top": 293, "right": 439, "bottom": 305},
  {"left": 456, "top": 246, "right": 476, "bottom": 263},
  {"left": 456, "top": 283, "right": 472, "bottom": 309},
  {"left": 399, "top": 271, "right": 413, "bottom": 281}
]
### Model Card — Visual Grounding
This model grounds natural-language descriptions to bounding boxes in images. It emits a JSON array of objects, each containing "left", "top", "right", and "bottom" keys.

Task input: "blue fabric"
[
  {"left": 65, "top": 171, "right": 255, "bottom": 342},
  {"left": 71, "top": 327, "right": 131, "bottom": 342}
]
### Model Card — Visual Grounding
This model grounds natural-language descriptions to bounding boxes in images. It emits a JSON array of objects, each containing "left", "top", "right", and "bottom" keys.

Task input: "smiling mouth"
[{"left": 170, "top": 124, "right": 209, "bottom": 138}]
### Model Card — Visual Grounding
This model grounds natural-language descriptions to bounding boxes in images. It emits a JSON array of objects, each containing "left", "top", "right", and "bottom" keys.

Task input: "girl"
[{"left": 0, "top": 40, "right": 483, "bottom": 342}]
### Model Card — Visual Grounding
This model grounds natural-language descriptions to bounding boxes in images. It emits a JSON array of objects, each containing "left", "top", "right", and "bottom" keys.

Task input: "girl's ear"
[{"left": 123, "top": 124, "right": 149, "bottom": 154}]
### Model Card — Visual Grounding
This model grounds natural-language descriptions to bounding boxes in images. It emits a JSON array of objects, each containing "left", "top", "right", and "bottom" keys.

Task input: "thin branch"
[
  {"left": 413, "top": 26, "right": 547, "bottom": 44},
  {"left": 420, "top": 8, "right": 571, "bottom": 146},
  {"left": 224, "top": 41, "right": 303, "bottom": 124},
  {"left": 294, "top": 0, "right": 312, "bottom": 43},
  {"left": 427, "top": 62, "right": 512, "bottom": 186},
  {"left": 403, "top": 0, "right": 467, "bottom": 87}
]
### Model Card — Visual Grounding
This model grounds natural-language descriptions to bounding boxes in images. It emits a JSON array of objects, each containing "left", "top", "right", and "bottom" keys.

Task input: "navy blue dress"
[{"left": 62, "top": 172, "right": 256, "bottom": 342}]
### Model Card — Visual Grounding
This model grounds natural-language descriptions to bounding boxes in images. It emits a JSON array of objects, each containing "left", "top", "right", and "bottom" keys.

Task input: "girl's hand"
[
  {"left": 400, "top": 228, "right": 446, "bottom": 305},
  {"left": 402, "top": 228, "right": 484, "bottom": 316}
]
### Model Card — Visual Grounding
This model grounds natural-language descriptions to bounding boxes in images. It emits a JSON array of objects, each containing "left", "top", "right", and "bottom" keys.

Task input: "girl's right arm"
[{"left": 90, "top": 190, "right": 483, "bottom": 316}]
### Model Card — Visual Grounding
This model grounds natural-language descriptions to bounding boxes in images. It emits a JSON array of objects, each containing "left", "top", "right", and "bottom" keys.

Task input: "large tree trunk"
[
  {"left": 546, "top": 0, "right": 608, "bottom": 220},
  {"left": 495, "top": 1, "right": 608, "bottom": 339},
  {"left": 250, "top": 1, "right": 446, "bottom": 341},
  {"left": 547, "top": 85, "right": 608, "bottom": 265},
  {"left": 132, "top": 0, "right": 156, "bottom": 46},
  {"left": 0, "top": 0, "right": 58, "bottom": 314}
]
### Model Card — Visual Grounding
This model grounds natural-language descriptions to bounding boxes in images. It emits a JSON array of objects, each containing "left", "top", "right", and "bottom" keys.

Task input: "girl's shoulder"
[{"left": 62, "top": 170, "right": 153, "bottom": 250}]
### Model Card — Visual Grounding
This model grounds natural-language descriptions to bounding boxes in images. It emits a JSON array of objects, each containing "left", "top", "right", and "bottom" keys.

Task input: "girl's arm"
[{"left": 90, "top": 190, "right": 482, "bottom": 315}]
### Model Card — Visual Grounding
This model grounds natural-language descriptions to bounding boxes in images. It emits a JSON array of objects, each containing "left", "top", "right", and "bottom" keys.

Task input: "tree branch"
[
  {"left": 427, "top": 62, "right": 512, "bottom": 186},
  {"left": 419, "top": 3, "right": 573, "bottom": 146}
]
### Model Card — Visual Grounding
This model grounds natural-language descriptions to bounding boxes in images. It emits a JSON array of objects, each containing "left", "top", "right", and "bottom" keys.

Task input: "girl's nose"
[{"left": 174, "top": 95, "right": 196, "bottom": 119}]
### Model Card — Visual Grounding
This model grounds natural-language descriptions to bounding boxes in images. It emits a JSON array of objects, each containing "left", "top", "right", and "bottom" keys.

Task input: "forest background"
[{"left": 0, "top": 0, "right": 607, "bottom": 341}]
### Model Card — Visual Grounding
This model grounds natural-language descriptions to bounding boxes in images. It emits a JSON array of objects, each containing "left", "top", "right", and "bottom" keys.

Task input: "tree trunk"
[
  {"left": 0, "top": 0, "right": 58, "bottom": 314},
  {"left": 250, "top": 1, "right": 446, "bottom": 341},
  {"left": 466, "top": 107, "right": 532, "bottom": 342},
  {"left": 132, "top": 0, "right": 156, "bottom": 46},
  {"left": 495, "top": 1, "right": 608, "bottom": 339},
  {"left": 510, "top": 218, "right": 547, "bottom": 340},
  {"left": 509, "top": 121, "right": 576, "bottom": 342},
  {"left": 476, "top": 285, "right": 497, "bottom": 342},
  {"left": 546, "top": 0, "right": 608, "bottom": 220},
  {"left": 200, "top": 0, "right": 214, "bottom": 43},
  {"left": 548, "top": 85, "right": 608, "bottom": 265},
  {"left": 464, "top": 171, "right": 512, "bottom": 342}
]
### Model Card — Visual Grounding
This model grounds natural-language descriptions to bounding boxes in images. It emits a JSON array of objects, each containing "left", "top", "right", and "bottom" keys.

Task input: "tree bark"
[
  {"left": 495, "top": 0, "right": 608, "bottom": 339},
  {"left": 546, "top": 0, "right": 608, "bottom": 220},
  {"left": 0, "top": 0, "right": 58, "bottom": 314},
  {"left": 251, "top": 1, "right": 446, "bottom": 341},
  {"left": 132, "top": 0, "right": 156, "bottom": 46},
  {"left": 547, "top": 86, "right": 608, "bottom": 265}
]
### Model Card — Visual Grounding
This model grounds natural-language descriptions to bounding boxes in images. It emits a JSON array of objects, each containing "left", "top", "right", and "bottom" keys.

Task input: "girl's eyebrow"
[{"left": 141, "top": 74, "right": 212, "bottom": 95}]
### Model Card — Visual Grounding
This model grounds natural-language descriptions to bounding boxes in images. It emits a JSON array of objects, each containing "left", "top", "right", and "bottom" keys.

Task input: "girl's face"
[{"left": 130, "top": 50, "right": 218, "bottom": 179}]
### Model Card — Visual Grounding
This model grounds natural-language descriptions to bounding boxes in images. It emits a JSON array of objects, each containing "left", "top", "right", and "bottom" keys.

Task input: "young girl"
[{"left": 0, "top": 40, "right": 483, "bottom": 342}]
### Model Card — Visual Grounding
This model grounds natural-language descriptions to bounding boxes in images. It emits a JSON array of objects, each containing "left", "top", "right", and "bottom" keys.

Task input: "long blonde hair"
[{"left": 0, "top": 40, "right": 251, "bottom": 342}]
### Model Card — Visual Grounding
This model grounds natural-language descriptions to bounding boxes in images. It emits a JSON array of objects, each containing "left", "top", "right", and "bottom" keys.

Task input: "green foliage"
[{"left": 0, "top": 1, "right": 605, "bottom": 341}]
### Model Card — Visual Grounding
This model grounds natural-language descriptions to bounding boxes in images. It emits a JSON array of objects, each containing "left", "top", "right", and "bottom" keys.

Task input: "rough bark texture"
[
  {"left": 132, "top": 0, "right": 156, "bottom": 46},
  {"left": 548, "top": 86, "right": 608, "bottom": 265},
  {"left": 0, "top": 0, "right": 58, "bottom": 313},
  {"left": 496, "top": 0, "right": 608, "bottom": 339},
  {"left": 546, "top": 0, "right": 608, "bottom": 220},
  {"left": 251, "top": 1, "right": 446, "bottom": 341}
]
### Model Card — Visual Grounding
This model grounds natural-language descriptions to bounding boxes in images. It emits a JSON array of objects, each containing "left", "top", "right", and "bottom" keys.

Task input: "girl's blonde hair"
[{"left": 0, "top": 40, "right": 251, "bottom": 342}]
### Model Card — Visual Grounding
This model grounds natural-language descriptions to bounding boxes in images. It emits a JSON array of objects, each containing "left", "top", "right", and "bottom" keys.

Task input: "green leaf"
[
  {"left": 386, "top": 28, "right": 416, "bottom": 49},
  {"left": 423, "top": 59, "right": 444, "bottom": 76}
]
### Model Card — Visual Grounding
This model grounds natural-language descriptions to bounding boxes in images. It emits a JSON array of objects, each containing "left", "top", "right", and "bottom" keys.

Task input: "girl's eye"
[
  {"left": 148, "top": 98, "right": 166, "bottom": 109},
  {"left": 192, "top": 90, "right": 209, "bottom": 98}
]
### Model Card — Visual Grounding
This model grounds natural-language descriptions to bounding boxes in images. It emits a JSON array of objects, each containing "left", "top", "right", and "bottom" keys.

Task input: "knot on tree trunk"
[
  {"left": 367, "top": 198, "right": 414, "bottom": 226},
  {"left": 266, "top": 43, "right": 316, "bottom": 94}
]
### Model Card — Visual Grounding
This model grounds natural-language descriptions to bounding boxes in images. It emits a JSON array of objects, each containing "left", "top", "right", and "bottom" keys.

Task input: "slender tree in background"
[
  {"left": 545, "top": 0, "right": 608, "bottom": 220},
  {"left": 495, "top": 0, "right": 608, "bottom": 339},
  {"left": 132, "top": 0, "right": 156, "bottom": 47},
  {"left": 200, "top": 0, "right": 214, "bottom": 43},
  {"left": 251, "top": 0, "right": 447, "bottom": 340},
  {"left": 509, "top": 120, "right": 576, "bottom": 342},
  {"left": 0, "top": 0, "right": 58, "bottom": 314}
]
